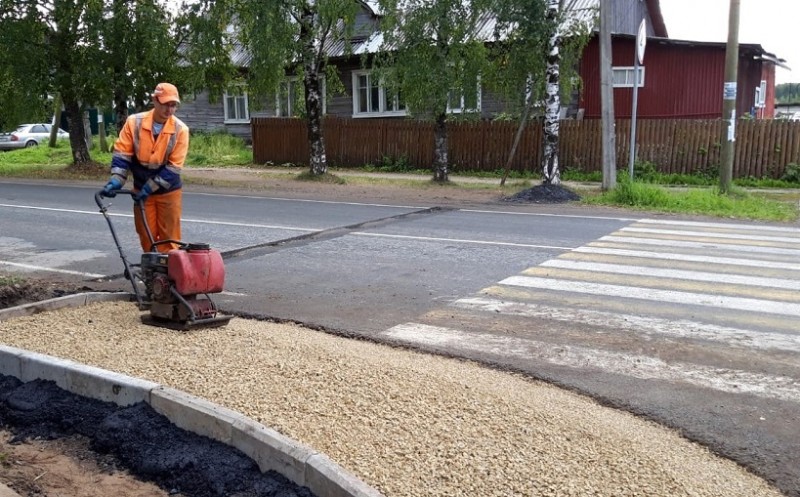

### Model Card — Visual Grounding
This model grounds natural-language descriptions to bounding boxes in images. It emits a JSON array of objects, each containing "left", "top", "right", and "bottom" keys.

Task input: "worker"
[{"left": 101, "top": 82, "right": 190, "bottom": 253}]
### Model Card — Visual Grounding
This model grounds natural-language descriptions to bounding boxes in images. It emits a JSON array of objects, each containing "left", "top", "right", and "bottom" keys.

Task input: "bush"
[{"left": 781, "top": 163, "right": 800, "bottom": 183}]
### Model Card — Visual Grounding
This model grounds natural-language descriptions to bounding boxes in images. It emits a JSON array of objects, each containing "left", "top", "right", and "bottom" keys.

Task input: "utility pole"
[
  {"left": 720, "top": 0, "right": 740, "bottom": 194},
  {"left": 599, "top": 0, "right": 616, "bottom": 190}
]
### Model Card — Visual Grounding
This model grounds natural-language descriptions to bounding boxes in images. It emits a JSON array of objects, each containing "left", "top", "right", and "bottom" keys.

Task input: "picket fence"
[{"left": 252, "top": 117, "right": 800, "bottom": 178}]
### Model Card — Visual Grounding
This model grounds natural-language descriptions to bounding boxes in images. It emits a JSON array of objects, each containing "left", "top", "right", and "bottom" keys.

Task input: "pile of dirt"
[
  {"left": 0, "top": 374, "right": 315, "bottom": 497},
  {"left": 502, "top": 183, "right": 581, "bottom": 204}
]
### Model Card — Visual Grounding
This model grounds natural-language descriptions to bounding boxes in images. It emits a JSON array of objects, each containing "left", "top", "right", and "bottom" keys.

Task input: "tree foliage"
[
  {"left": 489, "top": 0, "right": 591, "bottom": 185},
  {"left": 183, "top": 0, "right": 361, "bottom": 175},
  {"left": 375, "top": 0, "right": 496, "bottom": 182},
  {"left": 487, "top": 0, "right": 589, "bottom": 116},
  {"left": 0, "top": 0, "right": 184, "bottom": 164},
  {"left": 775, "top": 83, "right": 800, "bottom": 104}
]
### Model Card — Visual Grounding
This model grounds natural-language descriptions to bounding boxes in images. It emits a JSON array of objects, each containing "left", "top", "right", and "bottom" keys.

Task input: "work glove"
[
  {"left": 133, "top": 183, "right": 153, "bottom": 203},
  {"left": 101, "top": 177, "right": 123, "bottom": 197}
]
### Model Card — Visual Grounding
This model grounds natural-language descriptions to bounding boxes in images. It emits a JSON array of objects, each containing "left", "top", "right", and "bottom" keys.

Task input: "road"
[{"left": 1, "top": 180, "right": 799, "bottom": 497}]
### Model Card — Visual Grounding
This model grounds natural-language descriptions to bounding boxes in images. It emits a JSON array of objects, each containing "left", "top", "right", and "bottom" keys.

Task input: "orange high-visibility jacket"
[{"left": 110, "top": 110, "right": 189, "bottom": 194}]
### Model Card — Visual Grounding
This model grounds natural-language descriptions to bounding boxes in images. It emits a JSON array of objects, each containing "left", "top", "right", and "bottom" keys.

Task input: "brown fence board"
[{"left": 251, "top": 117, "right": 800, "bottom": 179}]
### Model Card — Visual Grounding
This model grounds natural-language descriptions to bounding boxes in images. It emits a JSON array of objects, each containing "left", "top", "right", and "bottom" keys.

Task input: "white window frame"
[
  {"left": 276, "top": 77, "right": 327, "bottom": 117},
  {"left": 755, "top": 80, "right": 767, "bottom": 108},
  {"left": 223, "top": 89, "right": 250, "bottom": 123},
  {"left": 612, "top": 66, "right": 645, "bottom": 88},
  {"left": 447, "top": 77, "right": 482, "bottom": 114},
  {"left": 351, "top": 70, "right": 407, "bottom": 118}
]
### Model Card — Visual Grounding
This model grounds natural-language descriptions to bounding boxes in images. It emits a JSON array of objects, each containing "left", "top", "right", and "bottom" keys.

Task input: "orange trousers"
[{"left": 133, "top": 188, "right": 182, "bottom": 253}]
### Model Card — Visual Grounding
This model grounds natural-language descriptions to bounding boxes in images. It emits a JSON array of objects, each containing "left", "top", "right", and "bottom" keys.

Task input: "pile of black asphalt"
[
  {"left": 503, "top": 183, "right": 582, "bottom": 203},
  {"left": 0, "top": 374, "right": 316, "bottom": 497}
]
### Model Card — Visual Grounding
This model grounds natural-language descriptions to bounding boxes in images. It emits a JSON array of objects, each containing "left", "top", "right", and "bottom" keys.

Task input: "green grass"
[
  {"left": 584, "top": 177, "right": 798, "bottom": 222},
  {"left": 0, "top": 132, "right": 253, "bottom": 180},
  {"left": 186, "top": 131, "right": 252, "bottom": 166},
  {"left": 0, "top": 274, "right": 25, "bottom": 287}
]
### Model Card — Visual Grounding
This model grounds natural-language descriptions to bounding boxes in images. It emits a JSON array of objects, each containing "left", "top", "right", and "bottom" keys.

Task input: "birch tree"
[
  {"left": 186, "top": 0, "right": 359, "bottom": 176},
  {"left": 541, "top": 0, "right": 561, "bottom": 184},
  {"left": 489, "top": 0, "right": 590, "bottom": 184},
  {"left": 376, "top": 0, "right": 494, "bottom": 182}
]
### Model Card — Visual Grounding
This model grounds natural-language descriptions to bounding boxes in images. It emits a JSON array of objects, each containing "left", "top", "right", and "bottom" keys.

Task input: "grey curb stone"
[
  {"left": 150, "top": 386, "right": 250, "bottom": 444},
  {"left": 0, "top": 293, "right": 385, "bottom": 497},
  {"left": 306, "top": 453, "right": 385, "bottom": 497},
  {"left": 231, "top": 416, "right": 318, "bottom": 487}
]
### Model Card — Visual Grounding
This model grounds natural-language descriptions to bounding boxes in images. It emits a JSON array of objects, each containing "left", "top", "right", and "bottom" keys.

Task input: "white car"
[{"left": 0, "top": 123, "right": 69, "bottom": 150}]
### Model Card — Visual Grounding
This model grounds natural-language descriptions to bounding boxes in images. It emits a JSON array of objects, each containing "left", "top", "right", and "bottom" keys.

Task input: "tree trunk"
[
  {"left": 304, "top": 65, "right": 328, "bottom": 176},
  {"left": 49, "top": 93, "right": 63, "bottom": 147},
  {"left": 114, "top": 89, "right": 128, "bottom": 134},
  {"left": 500, "top": 79, "right": 534, "bottom": 187},
  {"left": 300, "top": 5, "right": 327, "bottom": 176},
  {"left": 98, "top": 107, "right": 108, "bottom": 153},
  {"left": 542, "top": 0, "right": 561, "bottom": 185},
  {"left": 432, "top": 112, "right": 449, "bottom": 182},
  {"left": 83, "top": 111, "right": 93, "bottom": 151},
  {"left": 64, "top": 99, "right": 91, "bottom": 164}
]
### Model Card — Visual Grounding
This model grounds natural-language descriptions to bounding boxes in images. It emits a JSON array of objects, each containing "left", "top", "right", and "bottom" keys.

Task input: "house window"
[
  {"left": 224, "top": 89, "right": 249, "bottom": 123},
  {"left": 352, "top": 71, "right": 407, "bottom": 117},
  {"left": 612, "top": 67, "right": 645, "bottom": 88},
  {"left": 447, "top": 78, "right": 481, "bottom": 113},
  {"left": 277, "top": 77, "right": 326, "bottom": 117}
]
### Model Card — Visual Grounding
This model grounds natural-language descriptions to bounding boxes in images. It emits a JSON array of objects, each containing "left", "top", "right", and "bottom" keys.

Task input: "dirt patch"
[
  {"left": 0, "top": 375, "right": 314, "bottom": 497},
  {"left": 0, "top": 275, "right": 93, "bottom": 310},
  {"left": 0, "top": 430, "right": 167, "bottom": 497}
]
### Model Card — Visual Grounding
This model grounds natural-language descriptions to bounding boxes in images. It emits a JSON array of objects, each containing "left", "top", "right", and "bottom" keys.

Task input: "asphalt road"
[{"left": 1, "top": 179, "right": 799, "bottom": 497}]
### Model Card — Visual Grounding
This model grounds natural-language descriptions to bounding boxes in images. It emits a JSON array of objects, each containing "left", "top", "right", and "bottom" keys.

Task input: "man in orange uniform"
[{"left": 101, "top": 82, "right": 190, "bottom": 253}]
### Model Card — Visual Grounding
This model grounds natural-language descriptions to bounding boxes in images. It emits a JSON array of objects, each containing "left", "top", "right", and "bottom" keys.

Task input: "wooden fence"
[{"left": 252, "top": 117, "right": 800, "bottom": 179}]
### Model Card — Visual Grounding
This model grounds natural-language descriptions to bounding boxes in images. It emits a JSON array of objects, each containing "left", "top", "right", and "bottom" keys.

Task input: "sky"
[{"left": 659, "top": 0, "right": 798, "bottom": 84}]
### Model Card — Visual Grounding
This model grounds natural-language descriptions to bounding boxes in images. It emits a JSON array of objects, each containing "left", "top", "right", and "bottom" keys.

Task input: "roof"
[
  {"left": 614, "top": 33, "right": 791, "bottom": 70},
  {"left": 563, "top": 0, "right": 668, "bottom": 38},
  {"left": 226, "top": 0, "right": 670, "bottom": 66}
]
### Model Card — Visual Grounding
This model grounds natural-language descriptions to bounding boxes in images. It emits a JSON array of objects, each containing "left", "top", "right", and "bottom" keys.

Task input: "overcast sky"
[{"left": 659, "top": 0, "right": 797, "bottom": 84}]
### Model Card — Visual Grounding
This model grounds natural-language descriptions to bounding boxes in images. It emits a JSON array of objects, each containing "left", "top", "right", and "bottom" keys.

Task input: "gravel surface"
[{"left": 0, "top": 301, "right": 784, "bottom": 497}]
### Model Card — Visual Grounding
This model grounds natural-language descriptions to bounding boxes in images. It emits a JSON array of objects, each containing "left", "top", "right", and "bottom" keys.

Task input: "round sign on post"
[{"left": 636, "top": 19, "right": 647, "bottom": 64}]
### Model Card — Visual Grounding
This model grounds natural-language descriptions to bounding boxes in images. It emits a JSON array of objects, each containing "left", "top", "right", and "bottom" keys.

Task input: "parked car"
[{"left": 0, "top": 123, "right": 69, "bottom": 151}]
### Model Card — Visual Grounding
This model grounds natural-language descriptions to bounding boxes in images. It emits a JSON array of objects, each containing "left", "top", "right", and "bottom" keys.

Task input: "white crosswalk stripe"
[{"left": 383, "top": 218, "right": 800, "bottom": 403}]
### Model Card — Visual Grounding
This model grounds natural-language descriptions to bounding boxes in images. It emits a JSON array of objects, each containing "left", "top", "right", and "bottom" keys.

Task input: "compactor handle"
[{"left": 95, "top": 189, "right": 136, "bottom": 210}]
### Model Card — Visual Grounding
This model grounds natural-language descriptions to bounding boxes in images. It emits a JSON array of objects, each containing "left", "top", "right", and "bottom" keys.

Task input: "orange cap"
[{"left": 153, "top": 82, "right": 180, "bottom": 104}]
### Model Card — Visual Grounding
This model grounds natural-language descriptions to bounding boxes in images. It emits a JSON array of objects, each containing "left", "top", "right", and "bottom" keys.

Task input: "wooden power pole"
[
  {"left": 720, "top": 0, "right": 740, "bottom": 194},
  {"left": 599, "top": 0, "right": 616, "bottom": 190}
]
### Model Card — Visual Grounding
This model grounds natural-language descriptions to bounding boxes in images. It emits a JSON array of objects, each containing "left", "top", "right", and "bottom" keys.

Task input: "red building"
[{"left": 579, "top": 34, "right": 788, "bottom": 119}]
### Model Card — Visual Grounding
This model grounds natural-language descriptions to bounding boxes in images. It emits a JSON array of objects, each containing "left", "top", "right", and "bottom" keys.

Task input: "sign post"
[{"left": 629, "top": 19, "right": 647, "bottom": 180}]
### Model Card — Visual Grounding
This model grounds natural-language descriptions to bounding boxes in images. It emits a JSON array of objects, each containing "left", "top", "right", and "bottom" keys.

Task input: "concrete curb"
[{"left": 0, "top": 293, "right": 383, "bottom": 497}]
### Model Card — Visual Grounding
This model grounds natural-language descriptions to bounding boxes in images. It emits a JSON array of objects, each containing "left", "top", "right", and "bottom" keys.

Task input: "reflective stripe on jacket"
[{"left": 110, "top": 110, "right": 189, "bottom": 194}]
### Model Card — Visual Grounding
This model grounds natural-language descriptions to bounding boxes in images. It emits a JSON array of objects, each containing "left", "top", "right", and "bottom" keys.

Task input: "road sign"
[{"left": 636, "top": 19, "right": 647, "bottom": 64}]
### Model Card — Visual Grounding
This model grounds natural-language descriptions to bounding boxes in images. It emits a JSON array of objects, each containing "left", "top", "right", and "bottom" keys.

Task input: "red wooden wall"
[{"left": 579, "top": 36, "right": 776, "bottom": 120}]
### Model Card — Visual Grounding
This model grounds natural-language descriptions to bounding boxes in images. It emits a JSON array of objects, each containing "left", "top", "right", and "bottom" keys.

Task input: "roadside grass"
[
  {"left": 1, "top": 133, "right": 798, "bottom": 221},
  {"left": 0, "top": 274, "right": 24, "bottom": 287},
  {"left": 583, "top": 176, "right": 798, "bottom": 222},
  {"left": 0, "top": 132, "right": 251, "bottom": 180}
]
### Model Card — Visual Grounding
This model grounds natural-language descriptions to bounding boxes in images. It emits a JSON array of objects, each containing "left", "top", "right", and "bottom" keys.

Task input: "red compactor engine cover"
[{"left": 167, "top": 243, "right": 225, "bottom": 295}]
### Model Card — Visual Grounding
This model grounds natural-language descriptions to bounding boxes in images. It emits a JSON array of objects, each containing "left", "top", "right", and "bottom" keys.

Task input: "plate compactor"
[{"left": 96, "top": 190, "right": 232, "bottom": 330}]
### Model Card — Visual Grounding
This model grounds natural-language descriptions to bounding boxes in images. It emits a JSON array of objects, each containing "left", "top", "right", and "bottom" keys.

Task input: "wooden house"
[
  {"left": 579, "top": 35, "right": 787, "bottom": 120},
  {"left": 175, "top": 0, "right": 785, "bottom": 143}
]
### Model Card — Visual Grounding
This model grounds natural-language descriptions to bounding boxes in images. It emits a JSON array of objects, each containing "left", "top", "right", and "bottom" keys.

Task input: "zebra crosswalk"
[{"left": 382, "top": 218, "right": 800, "bottom": 403}]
